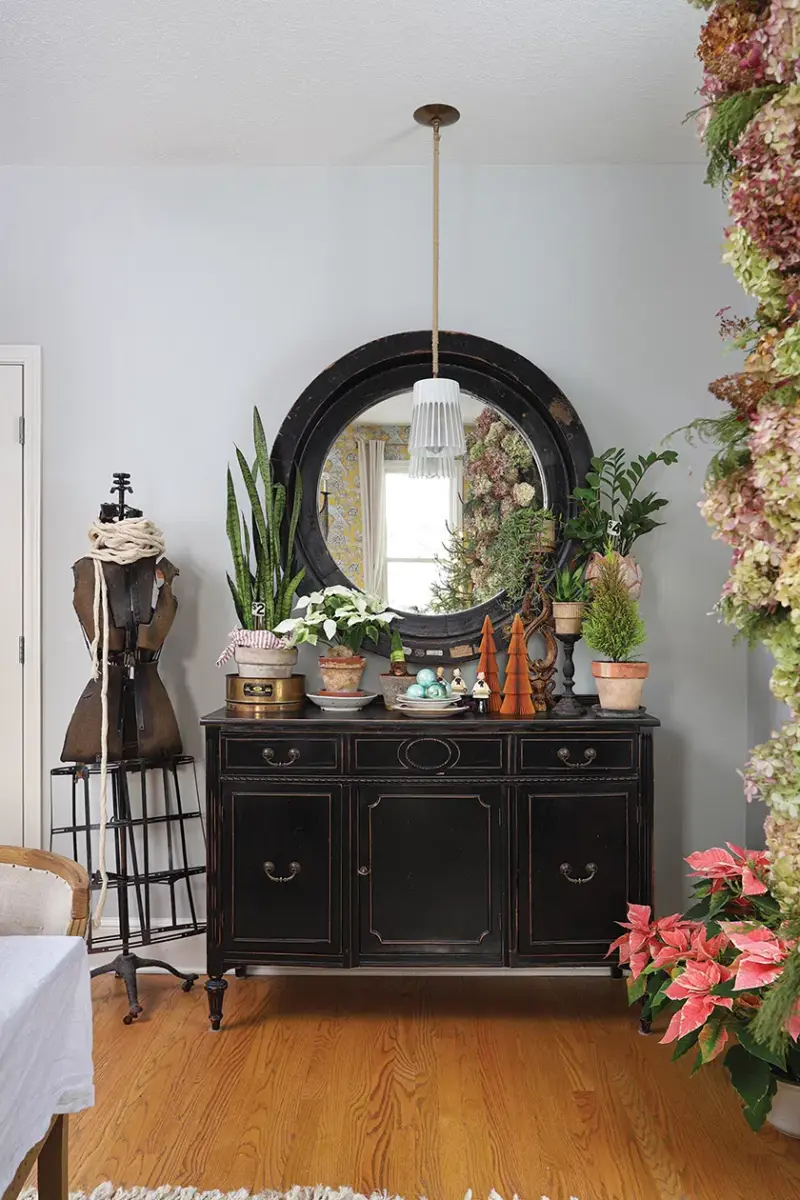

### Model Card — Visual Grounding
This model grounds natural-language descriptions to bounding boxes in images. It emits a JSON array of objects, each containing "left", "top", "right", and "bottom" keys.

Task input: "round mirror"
[
  {"left": 320, "top": 393, "right": 545, "bottom": 616},
  {"left": 273, "top": 331, "right": 593, "bottom": 663}
]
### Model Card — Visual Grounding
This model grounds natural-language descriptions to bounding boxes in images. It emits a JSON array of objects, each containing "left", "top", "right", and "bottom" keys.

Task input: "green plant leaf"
[
  {"left": 627, "top": 973, "right": 648, "bottom": 1004},
  {"left": 672, "top": 1029, "right": 701, "bottom": 1061},
  {"left": 737, "top": 1025, "right": 787, "bottom": 1071},
  {"left": 724, "top": 1043, "right": 777, "bottom": 1131}
]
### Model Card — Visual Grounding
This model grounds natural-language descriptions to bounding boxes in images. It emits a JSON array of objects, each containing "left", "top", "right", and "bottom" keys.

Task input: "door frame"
[{"left": 0, "top": 347, "right": 42, "bottom": 847}]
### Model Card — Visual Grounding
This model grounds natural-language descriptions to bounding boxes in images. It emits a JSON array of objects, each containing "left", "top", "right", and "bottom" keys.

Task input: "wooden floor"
[{"left": 63, "top": 973, "right": 800, "bottom": 1200}]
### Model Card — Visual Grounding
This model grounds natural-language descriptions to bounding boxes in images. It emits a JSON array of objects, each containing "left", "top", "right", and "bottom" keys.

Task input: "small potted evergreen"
[
  {"left": 551, "top": 565, "right": 592, "bottom": 635},
  {"left": 582, "top": 551, "right": 648, "bottom": 711},
  {"left": 380, "top": 629, "right": 412, "bottom": 710}
]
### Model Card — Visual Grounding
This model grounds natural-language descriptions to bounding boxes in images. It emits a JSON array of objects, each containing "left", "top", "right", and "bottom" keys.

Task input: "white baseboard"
[{"left": 89, "top": 923, "right": 610, "bottom": 977}]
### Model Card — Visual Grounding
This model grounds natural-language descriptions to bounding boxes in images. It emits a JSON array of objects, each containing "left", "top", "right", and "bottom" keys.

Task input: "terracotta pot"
[
  {"left": 552, "top": 601, "right": 586, "bottom": 636},
  {"left": 592, "top": 661, "right": 649, "bottom": 711},
  {"left": 233, "top": 645, "right": 298, "bottom": 679},
  {"left": 319, "top": 655, "right": 366, "bottom": 694},
  {"left": 380, "top": 673, "right": 412, "bottom": 711},
  {"left": 767, "top": 1078, "right": 800, "bottom": 1139}
]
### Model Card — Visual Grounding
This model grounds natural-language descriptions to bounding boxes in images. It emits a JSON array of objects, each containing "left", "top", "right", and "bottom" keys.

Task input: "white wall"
[{"left": 0, "top": 165, "right": 748, "bottom": 915}]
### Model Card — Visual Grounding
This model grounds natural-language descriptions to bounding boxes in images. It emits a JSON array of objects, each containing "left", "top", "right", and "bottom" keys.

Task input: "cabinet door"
[
  {"left": 357, "top": 785, "right": 503, "bottom": 964},
  {"left": 515, "top": 783, "right": 638, "bottom": 963},
  {"left": 221, "top": 781, "right": 343, "bottom": 961}
]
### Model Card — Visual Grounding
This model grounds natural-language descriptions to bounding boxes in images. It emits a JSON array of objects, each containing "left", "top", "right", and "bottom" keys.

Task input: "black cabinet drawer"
[
  {"left": 519, "top": 734, "right": 636, "bottom": 774},
  {"left": 357, "top": 784, "right": 503, "bottom": 963},
  {"left": 515, "top": 784, "right": 638, "bottom": 962},
  {"left": 353, "top": 734, "right": 505, "bottom": 775},
  {"left": 223, "top": 736, "right": 340, "bottom": 774},
  {"left": 222, "top": 781, "right": 343, "bottom": 959}
]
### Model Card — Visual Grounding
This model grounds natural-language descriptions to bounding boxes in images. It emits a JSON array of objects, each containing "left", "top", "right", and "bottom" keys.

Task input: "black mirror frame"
[{"left": 272, "top": 330, "right": 594, "bottom": 665}]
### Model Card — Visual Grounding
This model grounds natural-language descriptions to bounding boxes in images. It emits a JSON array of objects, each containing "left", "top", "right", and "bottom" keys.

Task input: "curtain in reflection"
[{"left": 357, "top": 437, "right": 387, "bottom": 603}]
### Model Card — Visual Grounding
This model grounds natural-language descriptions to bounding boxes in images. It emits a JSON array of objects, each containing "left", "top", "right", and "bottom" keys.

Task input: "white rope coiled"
[{"left": 87, "top": 517, "right": 165, "bottom": 926}]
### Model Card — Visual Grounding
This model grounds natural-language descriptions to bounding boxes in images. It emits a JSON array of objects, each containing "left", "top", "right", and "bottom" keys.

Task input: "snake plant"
[{"left": 226, "top": 406, "right": 305, "bottom": 632}]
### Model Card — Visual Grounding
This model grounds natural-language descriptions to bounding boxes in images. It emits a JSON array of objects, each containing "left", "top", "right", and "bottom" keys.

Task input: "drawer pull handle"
[
  {"left": 358, "top": 865, "right": 370, "bottom": 877},
  {"left": 557, "top": 746, "right": 597, "bottom": 767},
  {"left": 263, "top": 860, "right": 301, "bottom": 884},
  {"left": 262, "top": 747, "right": 301, "bottom": 767},
  {"left": 560, "top": 861, "right": 598, "bottom": 886}
]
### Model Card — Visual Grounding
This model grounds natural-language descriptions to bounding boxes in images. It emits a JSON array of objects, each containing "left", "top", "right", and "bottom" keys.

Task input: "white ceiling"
[{"left": 0, "top": 0, "right": 705, "bottom": 166}]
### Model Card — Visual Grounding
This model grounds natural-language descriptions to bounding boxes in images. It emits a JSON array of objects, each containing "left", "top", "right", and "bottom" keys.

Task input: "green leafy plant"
[
  {"left": 582, "top": 552, "right": 646, "bottom": 662},
  {"left": 671, "top": 410, "right": 751, "bottom": 484},
  {"left": 565, "top": 447, "right": 678, "bottom": 560},
  {"left": 430, "top": 524, "right": 479, "bottom": 614},
  {"left": 552, "top": 564, "right": 592, "bottom": 604},
  {"left": 695, "top": 86, "right": 781, "bottom": 190},
  {"left": 484, "top": 506, "right": 554, "bottom": 602},
  {"left": 275, "top": 585, "right": 398, "bottom": 655},
  {"left": 226, "top": 407, "right": 304, "bottom": 631}
]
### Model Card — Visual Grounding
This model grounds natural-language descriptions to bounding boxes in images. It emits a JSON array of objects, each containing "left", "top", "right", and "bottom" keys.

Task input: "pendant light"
[
  {"left": 408, "top": 453, "right": 458, "bottom": 480},
  {"left": 409, "top": 104, "right": 466, "bottom": 476}
]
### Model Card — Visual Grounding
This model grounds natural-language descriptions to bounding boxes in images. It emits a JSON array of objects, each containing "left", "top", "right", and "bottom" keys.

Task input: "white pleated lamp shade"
[
  {"left": 408, "top": 452, "right": 458, "bottom": 480},
  {"left": 409, "top": 377, "right": 466, "bottom": 459}
]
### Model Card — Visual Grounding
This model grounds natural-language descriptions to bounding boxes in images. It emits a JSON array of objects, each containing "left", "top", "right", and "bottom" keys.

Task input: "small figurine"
[
  {"left": 451, "top": 668, "right": 467, "bottom": 697},
  {"left": 472, "top": 670, "right": 491, "bottom": 716},
  {"left": 435, "top": 666, "right": 451, "bottom": 694}
]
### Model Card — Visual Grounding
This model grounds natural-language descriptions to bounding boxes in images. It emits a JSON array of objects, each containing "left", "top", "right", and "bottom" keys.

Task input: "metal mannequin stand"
[{"left": 50, "top": 755, "right": 205, "bottom": 1024}]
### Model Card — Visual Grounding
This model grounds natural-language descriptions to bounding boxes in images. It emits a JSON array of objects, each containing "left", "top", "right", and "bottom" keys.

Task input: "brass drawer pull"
[
  {"left": 560, "top": 861, "right": 598, "bottom": 886},
  {"left": 262, "top": 747, "right": 301, "bottom": 767},
  {"left": 557, "top": 746, "right": 597, "bottom": 768},
  {"left": 263, "top": 860, "right": 301, "bottom": 884}
]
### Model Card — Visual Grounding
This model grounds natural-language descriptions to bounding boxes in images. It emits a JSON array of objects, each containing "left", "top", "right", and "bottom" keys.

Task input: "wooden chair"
[{"left": 0, "top": 846, "right": 90, "bottom": 938}]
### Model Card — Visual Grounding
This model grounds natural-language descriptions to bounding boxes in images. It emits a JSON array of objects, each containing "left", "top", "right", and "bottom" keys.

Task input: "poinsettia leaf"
[
  {"left": 737, "top": 1025, "right": 787, "bottom": 1071},
  {"left": 724, "top": 1043, "right": 775, "bottom": 1124},
  {"left": 649, "top": 976, "right": 675, "bottom": 1016},
  {"left": 711, "top": 978, "right": 738, "bottom": 998},
  {"left": 690, "top": 1049, "right": 705, "bottom": 1077},
  {"left": 683, "top": 897, "right": 712, "bottom": 920},
  {"left": 707, "top": 889, "right": 733, "bottom": 918},
  {"left": 627, "top": 973, "right": 648, "bottom": 1004},
  {"left": 672, "top": 1029, "right": 701, "bottom": 1061},
  {"left": 751, "top": 894, "right": 781, "bottom": 918},
  {"left": 698, "top": 1016, "right": 728, "bottom": 1064}
]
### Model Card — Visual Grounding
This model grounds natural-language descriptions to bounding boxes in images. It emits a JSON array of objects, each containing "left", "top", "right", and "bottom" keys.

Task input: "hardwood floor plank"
[{"left": 65, "top": 974, "right": 800, "bottom": 1200}]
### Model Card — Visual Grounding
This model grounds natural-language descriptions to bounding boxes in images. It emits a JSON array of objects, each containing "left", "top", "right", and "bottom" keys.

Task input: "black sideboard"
[{"left": 201, "top": 704, "right": 659, "bottom": 1029}]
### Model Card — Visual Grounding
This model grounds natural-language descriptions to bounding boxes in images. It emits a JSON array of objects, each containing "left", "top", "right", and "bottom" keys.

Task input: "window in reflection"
[{"left": 320, "top": 396, "right": 544, "bottom": 615}]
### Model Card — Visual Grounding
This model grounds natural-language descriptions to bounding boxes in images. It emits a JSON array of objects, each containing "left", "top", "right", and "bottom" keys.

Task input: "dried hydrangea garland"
[{"left": 681, "top": 0, "right": 800, "bottom": 1041}]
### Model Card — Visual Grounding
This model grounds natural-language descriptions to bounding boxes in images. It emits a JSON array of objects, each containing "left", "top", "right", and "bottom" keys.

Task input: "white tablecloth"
[{"left": 0, "top": 936, "right": 94, "bottom": 1193}]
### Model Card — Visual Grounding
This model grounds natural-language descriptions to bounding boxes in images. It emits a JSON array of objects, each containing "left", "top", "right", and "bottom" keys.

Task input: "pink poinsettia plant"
[{"left": 609, "top": 844, "right": 800, "bottom": 1131}]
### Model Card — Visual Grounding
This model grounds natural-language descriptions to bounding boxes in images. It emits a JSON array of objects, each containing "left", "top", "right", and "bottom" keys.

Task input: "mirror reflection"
[{"left": 319, "top": 393, "right": 545, "bottom": 615}]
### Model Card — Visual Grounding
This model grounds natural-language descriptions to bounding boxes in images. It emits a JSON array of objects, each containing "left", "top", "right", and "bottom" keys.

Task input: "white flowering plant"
[{"left": 274, "top": 585, "right": 399, "bottom": 656}]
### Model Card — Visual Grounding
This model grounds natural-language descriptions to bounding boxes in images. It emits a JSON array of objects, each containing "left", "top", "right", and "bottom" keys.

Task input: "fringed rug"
[{"left": 21, "top": 1186, "right": 580, "bottom": 1200}]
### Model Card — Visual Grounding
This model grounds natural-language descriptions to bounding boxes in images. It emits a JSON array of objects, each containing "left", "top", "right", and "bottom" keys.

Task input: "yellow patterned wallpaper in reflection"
[{"left": 322, "top": 424, "right": 410, "bottom": 592}]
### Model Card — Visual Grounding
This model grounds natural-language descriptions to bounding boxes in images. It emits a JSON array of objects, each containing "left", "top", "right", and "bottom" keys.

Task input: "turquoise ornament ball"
[
  {"left": 425, "top": 682, "right": 447, "bottom": 699},
  {"left": 405, "top": 683, "right": 426, "bottom": 698},
  {"left": 416, "top": 668, "right": 437, "bottom": 687}
]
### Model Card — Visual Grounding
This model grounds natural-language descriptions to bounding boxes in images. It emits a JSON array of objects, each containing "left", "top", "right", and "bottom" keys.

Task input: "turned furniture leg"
[
  {"left": 235, "top": 965, "right": 248, "bottom": 978},
  {"left": 205, "top": 975, "right": 228, "bottom": 1030},
  {"left": 38, "top": 1114, "right": 67, "bottom": 1200},
  {"left": 610, "top": 964, "right": 623, "bottom": 980},
  {"left": 638, "top": 1005, "right": 652, "bottom": 1035}
]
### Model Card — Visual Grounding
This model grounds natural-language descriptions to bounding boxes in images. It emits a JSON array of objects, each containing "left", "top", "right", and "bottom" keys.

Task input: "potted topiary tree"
[
  {"left": 582, "top": 551, "right": 648, "bottom": 711},
  {"left": 220, "top": 407, "right": 304, "bottom": 678}
]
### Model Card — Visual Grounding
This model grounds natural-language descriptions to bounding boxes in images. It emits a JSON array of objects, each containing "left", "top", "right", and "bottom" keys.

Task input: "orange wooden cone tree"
[
  {"left": 477, "top": 615, "right": 502, "bottom": 714},
  {"left": 500, "top": 613, "right": 534, "bottom": 717}
]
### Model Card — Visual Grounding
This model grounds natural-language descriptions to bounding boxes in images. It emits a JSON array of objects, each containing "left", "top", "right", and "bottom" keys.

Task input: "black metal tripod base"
[{"left": 91, "top": 952, "right": 198, "bottom": 1024}]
